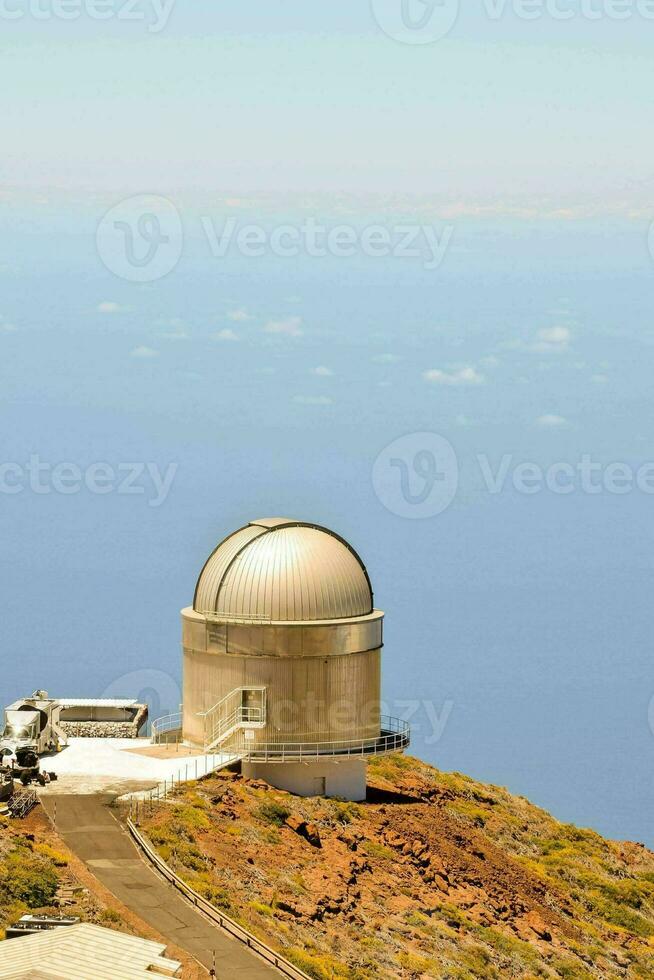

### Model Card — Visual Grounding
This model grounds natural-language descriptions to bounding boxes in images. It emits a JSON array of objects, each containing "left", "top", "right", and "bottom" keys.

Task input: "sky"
[{"left": 2, "top": 2, "right": 654, "bottom": 845}]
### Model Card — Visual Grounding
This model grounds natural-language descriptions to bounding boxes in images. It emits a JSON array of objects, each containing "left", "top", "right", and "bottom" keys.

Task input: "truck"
[{"left": 0, "top": 691, "right": 68, "bottom": 762}]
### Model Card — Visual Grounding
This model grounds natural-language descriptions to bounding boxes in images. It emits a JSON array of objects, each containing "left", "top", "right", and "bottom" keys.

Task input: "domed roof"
[{"left": 193, "top": 519, "right": 374, "bottom": 623}]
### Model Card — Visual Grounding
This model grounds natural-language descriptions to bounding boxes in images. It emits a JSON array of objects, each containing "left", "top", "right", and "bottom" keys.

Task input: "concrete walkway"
[
  {"left": 41, "top": 795, "right": 282, "bottom": 980},
  {"left": 41, "top": 738, "right": 233, "bottom": 796}
]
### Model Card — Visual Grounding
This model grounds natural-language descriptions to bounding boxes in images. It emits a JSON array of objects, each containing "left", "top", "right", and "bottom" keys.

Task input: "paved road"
[{"left": 41, "top": 795, "right": 281, "bottom": 980}]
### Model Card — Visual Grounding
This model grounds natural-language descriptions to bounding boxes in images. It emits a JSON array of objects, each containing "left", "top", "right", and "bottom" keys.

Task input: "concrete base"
[{"left": 242, "top": 759, "right": 367, "bottom": 801}]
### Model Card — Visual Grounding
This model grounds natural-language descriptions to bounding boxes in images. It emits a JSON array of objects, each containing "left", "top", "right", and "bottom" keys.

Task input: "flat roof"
[
  {"left": 59, "top": 699, "right": 141, "bottom": 709},
  {"left": 0, "top": 923, "right": 181, "bottom": 979}
]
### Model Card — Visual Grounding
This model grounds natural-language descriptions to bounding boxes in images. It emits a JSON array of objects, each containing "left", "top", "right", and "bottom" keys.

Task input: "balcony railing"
[
  {"left": 151, "top": 710, "right": 411, "bottom": 761},
  {"left": 151, "top": 711, "right": 183, "bottom": 743},
  {"left": 231, "top": 715, "right": 410, "bottom": 763}
]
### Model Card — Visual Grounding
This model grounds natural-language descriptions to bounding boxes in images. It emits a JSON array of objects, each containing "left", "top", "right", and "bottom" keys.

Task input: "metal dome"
[{"left": 193, "top": 518, "right": 374, "bottom": 622}]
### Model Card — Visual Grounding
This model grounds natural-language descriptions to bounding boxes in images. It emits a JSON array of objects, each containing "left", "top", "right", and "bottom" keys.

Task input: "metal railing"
[
  {"left": 233, "top": 715, "right": 410, "bottom": 763},
  {"left": 127, "top": 819, "right": 313, "bottom": 980},
  {"left": 127, "top": 751, "right": 241, "bottom": 806},
  {"left": 151, "top": 711, "right": 183, "bottom": 744},
  {"left": 199, "top": 687, "right": 266, "bottom": 752},
  {"left": 150, "top": 707, "right": 410, "bottom": 763}
]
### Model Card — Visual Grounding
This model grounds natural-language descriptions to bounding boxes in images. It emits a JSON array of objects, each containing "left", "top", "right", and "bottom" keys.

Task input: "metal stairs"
[{"left": 199, "top": 686, "right": 266, "bottom": 753}]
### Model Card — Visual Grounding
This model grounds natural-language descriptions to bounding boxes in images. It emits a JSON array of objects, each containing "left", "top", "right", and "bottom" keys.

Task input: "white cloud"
[
  {"left": 130, "top": 345, "right": 158, "bottom": 359},
  {"left": 163, "top": 328, "right": 188, "bottom": 340},
  {"left": 532, "top": 325, "right": 571, "bottom": 352},
  {"left": 215, "top": 328, "right": 239, "bottom": 342},
  {"left": 265, "top": 316, "right": 303, "bottom": 337},
  {"left": 423, "top": 365, "right": 485, "bottom": 386},
  {"left": 312, "top": 366, "right": 334, "bottom": 377},
  {"left": 535, "top": 414, "right": 568, "bottom": 428},
  {"left": 0, "top": 319, "right": 16, "bottom": 333},
  {"left": 373, "top": 353, "right": 400, "bottom": 364},
  {"left": 97, "top": 301, "right": 124, "bottom": 314},
  {"left": 226, "top": 308, "right": 253, "bottom": 322},
  {"left": 293, "top": 395, "right": 332, "bottom": 406},
  {"left": 591, "top": 373, "right": 608, "bottom": 384},
  {"left": 481, "top": 355, "right": 500, "bottom": 368}
]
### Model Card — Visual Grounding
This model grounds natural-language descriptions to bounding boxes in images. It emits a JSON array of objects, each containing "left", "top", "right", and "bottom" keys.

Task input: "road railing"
[{"left": 127, "top": 819, "right": 313, "bottom": 980}]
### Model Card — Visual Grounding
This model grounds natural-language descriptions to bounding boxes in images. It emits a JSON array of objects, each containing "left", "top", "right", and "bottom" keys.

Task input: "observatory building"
[{"left": 179, "top": 518, "right": 409, "bottom": 801}]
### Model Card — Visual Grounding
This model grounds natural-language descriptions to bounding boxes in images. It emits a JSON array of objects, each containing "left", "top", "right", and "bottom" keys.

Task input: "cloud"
[
  {"left": 97, "top": 301, "right": 124, "bottom": 314},
  {"left": 293, "top": 395, "right": 332, "bottom": 406},
  {"left": 480, "top": 355, "right": 500, "bottom": 368},
  {"left": 265, "top": 316, "right": 303, "bottom": 337},
  {"left": 535, "top": 414, "right": 568, "bottom": 428},
  {"left": 312, "top": 366, "right": 334, "bottom": 377},
  {"left": 130, "top": 345, "right": 158, "bottom": 359},
  {"left": 591, "top": 374, "right": 608, "bottom": 384},
  {"left": 0, "top": 318, "right": 16, "bottom": 333},
  {"left": 163, "top": 328, "right": 188, "bottom": 340},
  {"left": 532, "top": 326, "right": 571, "bottom": 352},
  {"left": 215, "top": 328, "right": 239, "bottom": 342},
  {"left": 226, "top": 308, "right": 253, "bottom": 322},
  {"left": 373, "top": 353, "right": 400, "bottom": 364},
  {"left": 423, "top": 365, "right": 485, "bottom": 386}
]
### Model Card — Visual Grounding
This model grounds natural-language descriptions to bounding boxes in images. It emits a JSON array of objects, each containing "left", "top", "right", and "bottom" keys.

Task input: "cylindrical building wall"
[{"left": 182, "top": 607, "right": 383, "bottom": 747}]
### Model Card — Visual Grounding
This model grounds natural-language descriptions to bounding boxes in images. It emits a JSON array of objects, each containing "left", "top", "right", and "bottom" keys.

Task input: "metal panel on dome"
[
  {"left": 194, "top": 521, "right": 373, "bottom": 622},
  {"left": 250, "top": 517, "right": 296, "bottom": 529},
  {"left": 214, "top": 525, "right": 372, "bottom": 621},
  {"left": 193, "top": 523, "right": 266, "bottom": 614}
]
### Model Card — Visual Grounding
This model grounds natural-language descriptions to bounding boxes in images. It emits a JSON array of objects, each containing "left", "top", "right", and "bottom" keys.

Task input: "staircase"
[{"left": 200, "top": 687, "right": 266, "bottom": 752}]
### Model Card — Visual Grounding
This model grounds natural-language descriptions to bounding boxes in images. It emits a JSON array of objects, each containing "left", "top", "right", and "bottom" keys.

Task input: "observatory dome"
[{"left": 193, "top": 518, "right": 373, "bottom": 623}]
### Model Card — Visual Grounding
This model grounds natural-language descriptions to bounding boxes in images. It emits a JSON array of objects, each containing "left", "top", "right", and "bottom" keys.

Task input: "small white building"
[
  {"left": 172, "top": 518, "right": 409, "bottom": 801},
  {"left": 0, "top": 923, "right": 181, "bottom": 979}
]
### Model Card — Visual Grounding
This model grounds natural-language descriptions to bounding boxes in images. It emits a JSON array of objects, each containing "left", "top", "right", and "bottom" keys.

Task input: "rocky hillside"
[{"left": 138, "top": 754, "right": 654, "bottom": 979}]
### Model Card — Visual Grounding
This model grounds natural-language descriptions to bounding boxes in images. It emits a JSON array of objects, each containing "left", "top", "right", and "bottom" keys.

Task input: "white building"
[{"left": 0, "top": 923, "right": 181, "bottom": 979}]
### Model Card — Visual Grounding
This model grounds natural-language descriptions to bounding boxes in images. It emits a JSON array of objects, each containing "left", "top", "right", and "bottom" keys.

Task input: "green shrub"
[
  {"left": 0, "top": 849, "right": 59, "bottom": 908},
  {"left": 255, "top": 801, "right": 291, "bottom": 827}
]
